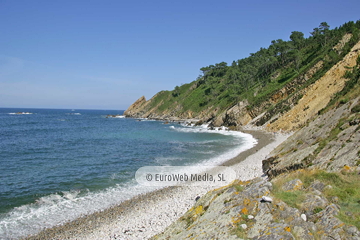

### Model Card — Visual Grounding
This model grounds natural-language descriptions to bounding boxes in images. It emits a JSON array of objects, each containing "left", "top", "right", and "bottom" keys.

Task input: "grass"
[
  {"left": 272, "top": 169, "right": 360, "bottom": 228},
  {"left": 230, "top": 224, "right": 247, "bottom": 239},
  {"left": 273, "top": 190, "right": 306, "bottom": 209},
  {"left": 234, "top": 184, "right": 244, "bottom": 192}
]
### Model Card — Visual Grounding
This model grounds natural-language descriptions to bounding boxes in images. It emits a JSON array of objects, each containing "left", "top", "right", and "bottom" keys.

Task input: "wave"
[
  {"left": 8, "top": 112, "right": 33, "bottom": 115},
  {"left": 169, "top": 124, "right": 257, "bottom": 166},
  {"left": 135, "top": 118, "right": 156, "bottom": 121},
  {"left": 66, "top": 113, "right": 81, "bottom": 115},
  {"left": 0, "top": 182, "right": 159, "bottom": 239}
]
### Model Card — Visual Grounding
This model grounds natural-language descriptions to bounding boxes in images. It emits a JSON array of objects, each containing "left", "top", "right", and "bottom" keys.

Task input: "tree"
[
  {"left": 311, "top": 22, "right": 330, "bottom": 46},
  {"left": 269, "top": 39, "right": 292, "bottom": 65},
  {"left": 172, "top": 86, "right": 180, "bottom": 97},
  {"left": 319, "top": 22, "right": 330, "bottom": 46},
  {"left": 290, "top": 31, "right": 304, "bottom": 49},
  {"left": 289, "top": 49, "right": 303, "bottom": 72},
  {"left": 319, "top": 22, "right": 330, "bottom": 33}
]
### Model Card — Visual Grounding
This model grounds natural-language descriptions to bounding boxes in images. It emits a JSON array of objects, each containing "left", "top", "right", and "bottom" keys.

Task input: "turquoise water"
[{"left": 0, "top": 108, "right": 255, "bottom": 239}]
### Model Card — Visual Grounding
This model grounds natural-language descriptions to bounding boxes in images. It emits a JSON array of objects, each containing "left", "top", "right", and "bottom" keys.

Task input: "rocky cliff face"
[
  {"left": 263, "top": 97, "right": 360, "bottom": 178},
  {"left": 126, "top": 37, "right": 360, "bottom": 239},
  {"left": 267, "top": 41, "right": 360, "bottom": 132},
  {"left": 123, "top": 96, "right": 147, "bottom": 117}
]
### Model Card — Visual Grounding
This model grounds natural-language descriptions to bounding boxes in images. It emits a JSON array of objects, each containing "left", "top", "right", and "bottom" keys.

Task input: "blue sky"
[{"left": 0, "top": 0, "right": 359, "bottom": 110}]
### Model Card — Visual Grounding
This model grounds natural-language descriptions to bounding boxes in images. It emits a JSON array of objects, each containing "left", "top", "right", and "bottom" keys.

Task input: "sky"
[{"left": 0, "top": 0, "right": 359, "bottom": 110}]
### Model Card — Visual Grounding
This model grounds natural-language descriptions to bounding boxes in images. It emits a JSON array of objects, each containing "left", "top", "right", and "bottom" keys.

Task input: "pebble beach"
[{"left": 24, "top": 129, "right": 292, "bottom": 240}]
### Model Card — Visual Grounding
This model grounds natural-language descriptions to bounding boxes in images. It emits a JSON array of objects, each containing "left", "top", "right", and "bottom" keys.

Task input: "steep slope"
[
  {"left": 124, "top": 23, "right": 360, "bottom": 239},
  {"left": 263, "top": 97, "right": 360, "bottom": 178},
  {"left": 267, "top": 41, "right": 360, "bottom": 132},
  {"left": 144, "top": 29, "right": 360, "bottom": 239},
  {"left": 125, "top": 22, "right": 360, "bottom": 131},
  {"left": 151, "top": 62, "right": 360, "bottom": 240}
]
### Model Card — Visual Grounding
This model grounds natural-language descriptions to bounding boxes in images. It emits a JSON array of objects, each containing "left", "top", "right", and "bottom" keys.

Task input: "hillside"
[
  {"left": 124, "top": 21, "right": 360, "bottom": 239},
  {"left": 125, "top": 21, "right": 360, "bottom": 128},
  {"left": 150, "top": 51, "right": 360, "bottom": 240}
]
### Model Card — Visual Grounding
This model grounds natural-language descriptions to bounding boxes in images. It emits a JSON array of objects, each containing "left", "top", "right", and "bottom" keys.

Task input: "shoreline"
[{"left": 24, "top": 128, "right": 291, "bottom": 240}]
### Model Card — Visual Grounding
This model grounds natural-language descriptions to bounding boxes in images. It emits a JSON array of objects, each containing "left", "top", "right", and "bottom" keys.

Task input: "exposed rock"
[
  {"left": 264, "top": 97, "right": 360, "bottom": 178},
  {"left": 221, "top": 101, "right": 252, "bottom": 127},
  {"left": 252, "top": 60, "right": 324, "bottom": 127},
  {"left": 308, "top": 180, "right": 326, "bottom": 192},
  {"left": 268, "top": 41, "right": 360, "bottom": 132},
  {"left": 282, "top": 179, "right": 303, "bottom": 191},
  {"left": 123, "top": 96, "right": 147, "bottom": 117},
  {"left": 333, "top": 33, "right": 353, "bottom": 54},
  {"left": 152, "top": 175, "right": 359, "bottom": 240},
  {"left": 301, "top": 193, "right": 329, "bottom": 215}
]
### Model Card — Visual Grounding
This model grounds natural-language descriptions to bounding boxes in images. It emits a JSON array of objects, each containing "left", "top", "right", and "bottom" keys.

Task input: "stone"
[
  {"left": 308, "top": 180, "right": 326, "bottom": 192},
  {"left": 301, "top": 214, "right": 307, "bottom": 222},
  {"left": 263, "top": 182, "right": 273, "bottom": 190},
  {"left": 293, "top": 226, "right": 314, "bottom": 240},
  {"left": 261, "top": 196, "right": 273, "bottom": 202},
  {"left": 310, "top": 189, "right": 322, "bottom": 196},
  {"left": 282, "top": 179, "right": 303, "bottom": 191},
  {"left": 330, "top": 196, "right": 339, "bottom": 203},
  {"left": 302, "top": 193, "right": 329, "bottom": 215},
  {"left": 345, "top": 226, "right": 359, "bottom": 235},
  {"left": 324, "top": 185, "right": 333, "bottom": 191}
]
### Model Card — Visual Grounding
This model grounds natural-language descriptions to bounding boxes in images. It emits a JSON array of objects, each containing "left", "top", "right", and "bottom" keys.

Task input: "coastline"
[{"left": 24, "top": 128, "right": 291, "bottom": 240}]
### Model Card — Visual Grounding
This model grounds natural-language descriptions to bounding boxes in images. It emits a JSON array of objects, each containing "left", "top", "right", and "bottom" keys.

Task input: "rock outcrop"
[
  {"left": 263, "top": 97, "right": 360, "bottom": 178},
  {"left": 123, "top": 96, "right": 147, "bottom": 117},
  {"left": 152, "top": 176, "right": 360, "bottom": 239}
]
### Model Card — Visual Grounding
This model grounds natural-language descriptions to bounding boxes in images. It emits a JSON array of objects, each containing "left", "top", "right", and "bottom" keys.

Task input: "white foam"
[
  {"left": 169, "top": 124, "right": 257, "bottom": 166},
  {"left": 8, "top": 112, "right": 33, "bottom": 115},
  {"left": 66, "top": 113, "right": 81, "bottom": 115},
  {"left": 135, "top": 118, "right": 156, "bottom": 121},
  {"left": 0, "top": 183, "right": 160, "bottom": 239}
]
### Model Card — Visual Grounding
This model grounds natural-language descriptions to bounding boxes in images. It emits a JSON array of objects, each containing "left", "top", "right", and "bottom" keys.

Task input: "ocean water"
[{"left": 0, "top": 108, "right": 256, "bottom": 239}]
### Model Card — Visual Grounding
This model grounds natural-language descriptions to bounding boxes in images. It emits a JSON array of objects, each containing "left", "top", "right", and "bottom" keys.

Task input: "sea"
[{"left": 0, "top": 108, "right": 256, "bottom": 239}]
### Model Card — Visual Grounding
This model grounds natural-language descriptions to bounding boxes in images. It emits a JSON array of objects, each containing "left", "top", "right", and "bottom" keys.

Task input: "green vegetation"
[
  {"left": 234, "top": 184, "right": 244, "bottom": 192},
  {"left": 272, "top": 169, "right": 360, "bottom": 228},
  {"left": 230, "top": 223, "right": 248, "bottom": 239},
  {"left": 144, "top": 21, "right": 360, "bottom": 118}
]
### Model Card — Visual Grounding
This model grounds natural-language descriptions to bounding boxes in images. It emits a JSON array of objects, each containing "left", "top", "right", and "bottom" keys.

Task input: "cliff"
[
  {"left": 151, "top": 64, "right": 360, "bottom": 239},
  {"left": 125, "top": 22, "right": 360, "bottom": 239},
  {"left": 125, "top": 24, "right": 360, "bottom": 131},
  {"left": 150, "top": 62, "right": 360, "bottom": 238}
]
